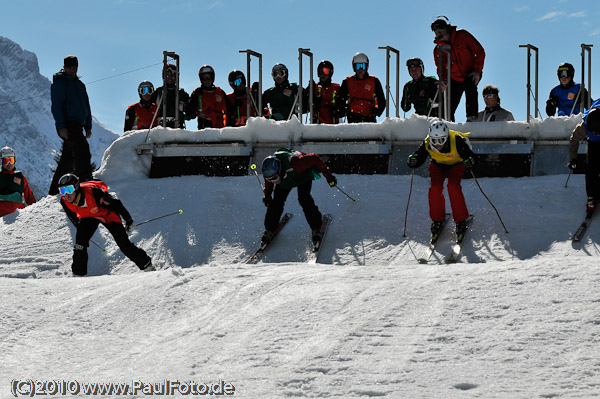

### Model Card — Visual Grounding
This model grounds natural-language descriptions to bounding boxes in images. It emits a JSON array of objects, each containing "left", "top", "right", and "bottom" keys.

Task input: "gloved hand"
[
  {"left": 262, "top": 196, "right": 272, "bottom": 207},
  {"left": 324, "top": 171, "right": 337, "bottom": 187},
  {"left": 463, "top": 157, "right": 475, "bottom": 169},
  {"left": 125, "top": 218, "right": 134, "bottom": 233},
  {"left": 371, "top": 107, "right": 383, "bottom": 117},
  {"left": 567, "top": 160, "right": 577, "bottom": 170},
  {"left": 407, "top": 154, "right": 418, "bottom": 169},
  {"left": 546, "top": 97, "right": 559, "bottom": 116}
]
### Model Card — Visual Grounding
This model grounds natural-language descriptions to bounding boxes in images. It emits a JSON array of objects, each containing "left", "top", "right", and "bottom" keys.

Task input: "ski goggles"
[
  {"left": 59, "top": 185, "right": 76, "bottom": 195},
  {"left": 320, "top": 67, "right": 332, "bottom": 76},
  {"left": 139, "top": 86, "right": 153, "bottom": 96},
  {"left": 233, "top": 77, "right": 243, "bottom": 87},
  {"left": 354, "top": 62, "right": 367, "bottom": 71},
  {"left": 431, "top": 136, "right": 447, "bottom": 146},
  {"left": 272, "top": 70, "right": 287, "bottom": 79},
  {"left": 558, "top": 70, "right": 570, "bottom": 78},
  {"left": 2, "top": 156, "right": 15, "bottom": 165}
]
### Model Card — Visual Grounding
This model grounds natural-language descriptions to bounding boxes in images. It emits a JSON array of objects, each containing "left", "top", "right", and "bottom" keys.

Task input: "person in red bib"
[
  {"left": 58, "top": 173, "right": 153, "bottom": 276},
  {"left": 308, "top": 60, "right": 342, "bottom": 124},
  {"left": 407, "top": 121, "right": 475, "bottom": 241},
  {"left": 124, "top": 81, "right": 160, "bottom": 132},
  {"left": 337, "top": 52, "right": 386, "bottom": 123},
  {"left": 226, "top": 70, "right": 258, "bottom": 127},
  {"left": 0, "top": 146, "right": 35, "bottom": 217},
  {"left": 186, "top": 65, "right": 228, "bottom": 129}
]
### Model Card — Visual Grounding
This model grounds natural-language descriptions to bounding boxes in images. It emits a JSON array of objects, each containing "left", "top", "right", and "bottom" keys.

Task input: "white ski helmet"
[
  {"left": 1, "top": 146, "right": 15, "bottom": 159},
  {"left": 352, "top": 52, "right": 369, "bottom": 72},
  {"left": 429, "top": 121, "right": 449, "bottom": 146}
]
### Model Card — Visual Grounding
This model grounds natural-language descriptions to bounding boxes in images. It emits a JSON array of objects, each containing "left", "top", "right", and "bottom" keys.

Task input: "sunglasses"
[
  {"left": 483, "top": 94, "right": 496, "bottom": 99},
  {"left": 354, "top": 62, "right": 367, "bottom": 71},
  {"left": 59, "top": 185, "right": 76, "bottom": 195},
  {"left": 2, "top": 156, "right": 15, "bottom": 165},
  {"left": 272, "top": 70, "right": 286, "bottom": 79},
  {"left": 139, "top": 87, "right": 153, "bottom": 96}
]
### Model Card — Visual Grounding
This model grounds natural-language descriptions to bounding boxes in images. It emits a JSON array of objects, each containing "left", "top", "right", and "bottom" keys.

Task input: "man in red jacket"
[
  {"left": 0, "top": 146, "right": 35, "bottom": 217},
  {"left": 431, "top": 17, "right": 485, "bottom": 122},
  {"left": 58, "top": 173, "right": 153, "bottom": 276}
]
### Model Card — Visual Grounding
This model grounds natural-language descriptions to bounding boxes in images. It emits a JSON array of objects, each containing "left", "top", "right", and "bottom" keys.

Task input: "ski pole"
[
  {"left": 135, "top": 209, "right": 183, "bottom": 227},
  {"left": 334, "top": 185, "right": 358, "bottom": 202},
  {"left": 250, "top": 164, "right": 264, "bottom": 192},
  {"left": 403, "top": 169, "right": 415, "bottom": 237},
  {"left": 469, "top": 169, "right": 509, "bottom": 233},
  {"left": 90, "top": 239, "right": 107, "bottom": 253},
  {"left": 565, "top": 169, "right": 573, "bottom": 188}
]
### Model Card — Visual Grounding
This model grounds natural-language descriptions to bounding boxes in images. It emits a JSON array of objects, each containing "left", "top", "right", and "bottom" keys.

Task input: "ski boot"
[
  {"left": 261, "top": 230, "right": 275, "bottom": 247},
  {"left": 586, "top": 196, "right": 597, "bottom": 211},
  {"left": 430, "top": 220, "right": 444, "bottom": 243},
  {"left": 455, "top": 219, "right": 469, "bottom": 243},
  {"left": 312, "top": 228, "right": 324, "bottom": 250},
  {"left": 142, "top": 260, "right": 155, "bottom": 272}
]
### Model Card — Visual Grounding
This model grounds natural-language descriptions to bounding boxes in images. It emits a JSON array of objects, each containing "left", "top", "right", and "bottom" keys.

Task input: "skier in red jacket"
[
  {"left": 58, "top": 173, "right": 153, "bottom": 276},
  {"left": 187, "top": 65, "right": 228, "bottom": 129},
  {"left": 431, "top": 16, "right": 485, "bottom": 122},
  {"left": 0, "top": 146, "right": 35, "bottom": 217}
]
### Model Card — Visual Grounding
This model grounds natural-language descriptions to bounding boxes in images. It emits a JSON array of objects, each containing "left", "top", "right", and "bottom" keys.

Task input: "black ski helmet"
[
  {"left": 228, "top": 70, "right": 246, "bottom": 90},
  {"left": 406, "top": 58, "right": 424, "bottom": 74},
  {"left": 198, "top": 65, "right": 215, "bottom": 80},
  {"left": 557, "top": 62, "right": 575, "bottom": 79},
  {"left": 163, "top": 64, "right": 177, "bottom": 80},
  {"left": 271, "top": 63, "right": 288, "bottom": 79},
  {"left": 261, "top": 156, "right": 281, "bottom": 180},
  {"left": 137, "top": 80, "right": 154, "bottom": 97},
  {"left": 58, "top": 173, "right": 80, "bottom": 191},
  {"left": 586, "top": 108, "right": 600, "bottom": 135},
  {"left": 317, "top": 60, "right": 334, "bottom": 78}
]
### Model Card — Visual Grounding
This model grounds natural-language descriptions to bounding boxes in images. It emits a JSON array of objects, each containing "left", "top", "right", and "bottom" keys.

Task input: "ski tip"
[{"left": 417, "top": 258, "right": 428, "bottom": 264}]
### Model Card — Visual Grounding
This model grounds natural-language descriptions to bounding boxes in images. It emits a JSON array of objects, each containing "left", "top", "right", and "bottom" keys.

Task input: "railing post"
[
  {"left": 162, "top": 51, "right": 180, "bottom": 128},
  {"left": 435, "top": 45, "right": 452, "bottom": 121},
  {"left": 298, "top": 48, "right": 313, "bottom": 123},
  {"left": 378, "top": 46, "right": 400, "bottom": 117},
  {"left": 239, "top": 49, "right": 263, "bottom": 119},
  {"left": 519, "top": 44, "right": 539, "bottom": 122},
  {"left": 581, "top": 44, "right": 593, "bottom": 111}
]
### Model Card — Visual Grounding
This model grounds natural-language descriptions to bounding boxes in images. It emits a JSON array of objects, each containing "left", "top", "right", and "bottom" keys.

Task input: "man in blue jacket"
[
  {"left": 546, "top": 63, "right": 591, "bottom": 117},
  {"left": 48, "top": 55, "right": 93, "bottom": 195}
]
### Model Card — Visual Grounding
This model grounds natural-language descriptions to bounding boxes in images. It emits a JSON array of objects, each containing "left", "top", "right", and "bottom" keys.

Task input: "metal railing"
[
  {"left": 239, "top": 49, "right": 263, "bottom": 119},
  {"left": 519, "top": 44, "right": 539, "bottom": 122},
  {"left": 436, "top": 45, "right": 452, "bottom": 121},
  {"left": 298, "top": 48, "right": 314, "bottom": 123},
  {"left": 162, "top": 51, "right": 180, "bottom": 128},
  {"left": 378, "top": 46, "right": 400, "bottom": 117},
  {"left": 581, "top": 44, "right": 593, "bottom": 111}
]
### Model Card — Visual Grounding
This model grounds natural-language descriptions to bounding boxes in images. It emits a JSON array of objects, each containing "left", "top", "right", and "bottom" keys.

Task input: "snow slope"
[{"left": 2, "top": 126, "right": 600, "bottom": 397}]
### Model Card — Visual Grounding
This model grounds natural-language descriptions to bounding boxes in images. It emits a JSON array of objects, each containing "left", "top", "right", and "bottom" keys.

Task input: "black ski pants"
[
  {"left": 448, "top": 78, "right": 479, "bottom": 122},
  {"left": 264, "top": 180, "right": 322, "bottom": 233},
  {"left": 49, "top": 122, "right": 92, "bottom": 195},
  {"left": 347, "top": 112, "right": 377, "bottom": 123},
  {"left": 586, "top": 141, "right": 600, "bottom": 199},
  {"left": 72, "top": 218, "right": 151, "bottom": 276}
]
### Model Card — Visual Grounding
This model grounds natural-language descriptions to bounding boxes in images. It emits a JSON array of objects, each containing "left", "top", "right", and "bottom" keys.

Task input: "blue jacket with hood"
[{"left": 51, "top": 71, "right": 92, "bottom": 131}]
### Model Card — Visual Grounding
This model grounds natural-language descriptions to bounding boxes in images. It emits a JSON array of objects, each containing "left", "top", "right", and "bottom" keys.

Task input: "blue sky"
[{"left": 1, "top": 0, "right": 598, "bottom": 132}]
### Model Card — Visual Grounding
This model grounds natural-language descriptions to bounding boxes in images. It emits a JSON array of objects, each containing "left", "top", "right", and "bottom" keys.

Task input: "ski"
[
  {"left": 308, "top": 214, "right": 332, "bottom": 264},
  {"left": 247, "top": 213, "right": 293, "bottom": 264},
  {"left": 445, "top": 215, "right": 474, "bottom": 263},
  {"left": 417, "top": 214, "right": 451, "bottom": 264},
  {"left": 571, "top": 208, "right": 597, "bottom": 242}
]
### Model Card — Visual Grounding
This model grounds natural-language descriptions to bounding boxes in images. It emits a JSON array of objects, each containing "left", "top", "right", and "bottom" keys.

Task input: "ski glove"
[
  {"left": 463, "top": 157, "right": 475, "bottom": 169},
  {"left": 262, "top": 196, "right": 272, "bottom": 207},
  {"left": 125, "top": 218, "right": 134, "bottom": 233},
  {"left": 567, "top": 160, "right": 577, "bottom": 170},
  {"left": 324, "top": 171, "right": 337, "bottom": 187},
  {"left": 407, "top": 155, "right": 418, "bottom": 169}
]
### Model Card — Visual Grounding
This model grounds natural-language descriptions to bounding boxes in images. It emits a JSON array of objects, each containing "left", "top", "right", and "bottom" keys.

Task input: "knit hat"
[{"left": 64, "top": 55, "right": 78, "bottom": 67}]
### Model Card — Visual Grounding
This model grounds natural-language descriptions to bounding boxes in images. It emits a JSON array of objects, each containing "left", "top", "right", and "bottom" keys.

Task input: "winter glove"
[
  {"left": 371, "top": 107, "right": 383, "bottom": 117},
  {"left": 407, "top": 154, "right": 418, "bottom": 169},
  {"left": 262, "top": 196, "right": 272, "bottom": 207},
  {"left": 567, "top": 160, "right": 577, "bottom": 170},
  {"left": 125, "top": 218, "right": 134, "bottom": 233},
  {"left": 324, "top": 171, "right": 337, "bottom": 187},
  {"left": 463, "top": 157, "right": 475, "bottom": 169},
  {"left": 545, "top": 97, "right": 559, "bottom": 116}
]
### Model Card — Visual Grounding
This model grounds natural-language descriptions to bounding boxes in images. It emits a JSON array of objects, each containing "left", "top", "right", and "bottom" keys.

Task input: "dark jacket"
[
  {"left": 152, "top": 85, "right": 190, "bottom": 128},
  {"left": 263, "top": 80, "right": 307, "bottom": 121},
  {"left": 264, "top": 148, "right": 329, "bottom": 195},
  {"left": 51, "top": 71, "right": 92, "bottom": 131},
  {"left": 401, "top": 75, "right": 439, "bottom": 116}
]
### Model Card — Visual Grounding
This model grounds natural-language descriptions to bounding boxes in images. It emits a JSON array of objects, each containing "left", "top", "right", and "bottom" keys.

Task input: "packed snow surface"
[{"left": 2, "top": 126, "right": 600, "bottom": 398}]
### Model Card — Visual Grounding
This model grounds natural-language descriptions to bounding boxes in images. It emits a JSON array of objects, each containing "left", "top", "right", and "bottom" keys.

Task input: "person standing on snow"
[
  {"left": 476, "top": 85, "right": 515, "bottom": 122},
  {"left": 187, "top": 65, "right": 228, "bottom": 129},
  {"left": 338, "top": 52, "right": 386, "bottom": 123},
  {"left": 57, "top": 173, "right": 153, "bottom": 276},
  {"left": 0, "top": 146, "right": 35, "bottom": 217},
  {"left": 401, "top": 57, "right": 440, "bottom": 117},
  {"left": 262, "top": 63, "right": 306, "bottom": 121},
  {"left": 546, "top": 63, "right": 591, "bottom": 117},
  {"left": 568, "top": 100, "right": 600, "bottom": 210},
  {"left": 225, "top": 70, "right": 258, "bottom": 127},
  {"left": 308, "top": 60, "right": 342, "bottom": 124},
  {"left": 407, "top": 121, "right": 475, "bottom": 241},
  {"left": 49, "top": 55, "right": 93, "bottom": 195},
  {"left": 124, "top": 81, "right": 160, "bottom": 132},
  {"left": 152, "top": 63, "right": 190, "bottom": 128},
  {"left": 431, "top": 16, "right": 485, "bottom": 122},
  {"left": 260, "top": 148, "right": 337, "bottom": 246}
]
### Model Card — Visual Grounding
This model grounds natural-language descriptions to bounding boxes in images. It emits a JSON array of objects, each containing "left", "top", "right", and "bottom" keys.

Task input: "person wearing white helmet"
[
  {"left": 0, "top": 146, "right": 36, "bottom": 217},
  {"left": 337, "top": 52, "right": 386, "bottom": 123},
  {"left": 124, "top": 81, "right": 160, "bottom": 132},
  {"left": 407, "top": 121, "right": 475, "bottom": 241}
]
